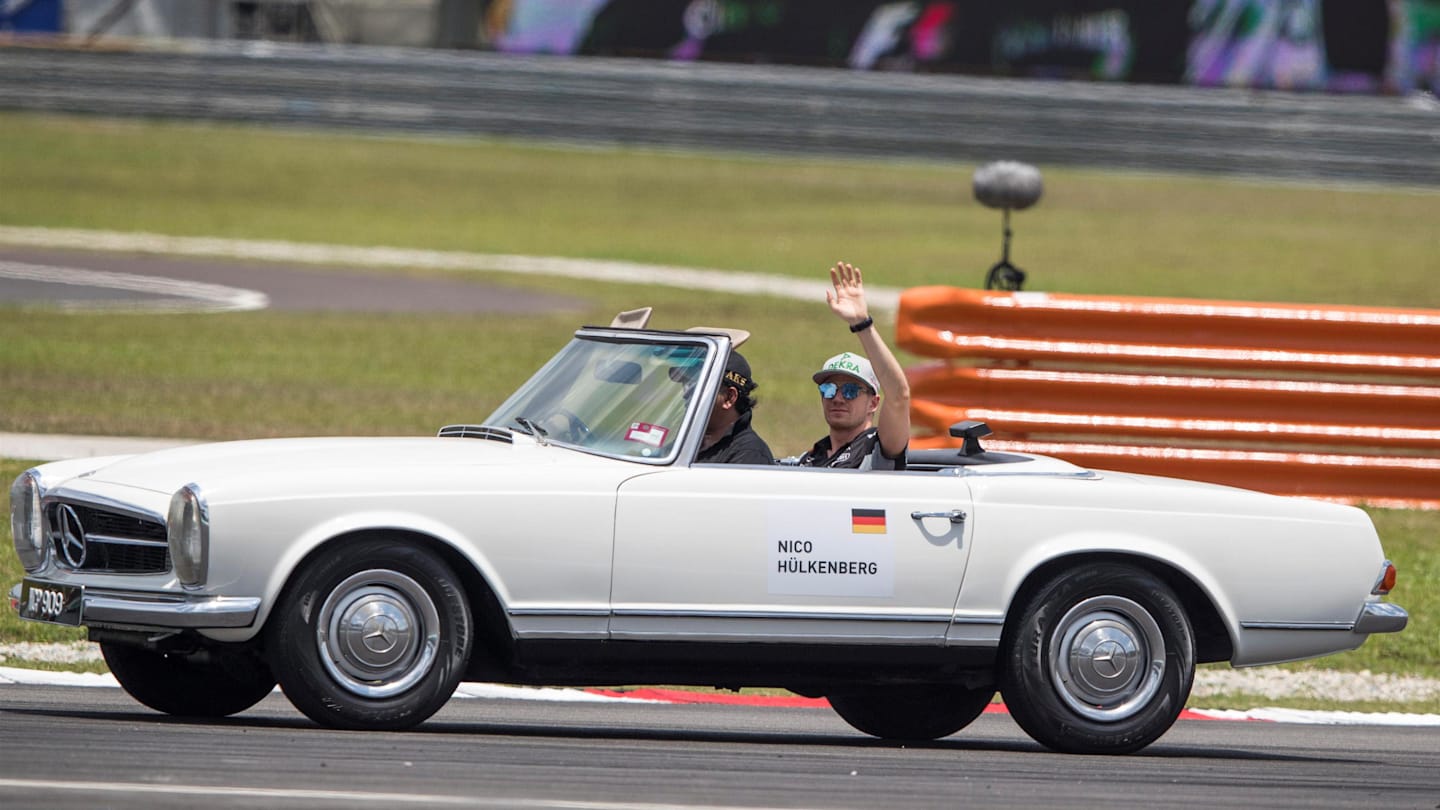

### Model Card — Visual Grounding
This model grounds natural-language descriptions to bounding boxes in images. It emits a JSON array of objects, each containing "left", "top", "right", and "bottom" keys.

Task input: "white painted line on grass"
[
  {"left": 1191, "top": 707, "right": 1440, "bottom": 726},
  {"left": 0, "top": 432, "right": 201, "bottom": 461},
  {"left": 0, "top": 259, "right": 269, "bottom": 312},
  {"left": 0, "top": 225, "right": 901, "bottom": 310}
]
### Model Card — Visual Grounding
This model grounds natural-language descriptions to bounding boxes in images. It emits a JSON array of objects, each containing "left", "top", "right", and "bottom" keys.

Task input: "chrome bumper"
[
  {"left": 1354, "top": 601, "right": 1408, "bottom": 635},
  {"left": 10, "top": 581, "right": 260, "bottom": 629}
]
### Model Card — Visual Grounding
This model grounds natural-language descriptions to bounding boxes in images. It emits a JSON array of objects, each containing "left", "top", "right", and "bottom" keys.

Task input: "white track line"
[
  {"left": 0, "top": 225, "right": 900, "bottom": 310},
  {"left": 0, "top": 778, "right": 795, "bottom": 809},
  {"left": 0, "top": 259, "right": 268, "bottom": 313}
]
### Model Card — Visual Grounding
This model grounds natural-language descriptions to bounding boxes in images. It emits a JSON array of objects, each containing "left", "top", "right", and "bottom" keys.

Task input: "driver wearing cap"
[{"left": 796, "top": 262, "right": 911, "bottom": 470}]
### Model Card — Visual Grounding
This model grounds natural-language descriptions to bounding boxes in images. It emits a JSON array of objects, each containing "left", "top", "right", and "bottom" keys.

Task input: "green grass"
[
  {"left": 0, "top": 288, "right": 834, "bottom": 452},
  {"left": 0, "top": 655, "right": 108, "bottom": 675},
  {"left": 1, "top": 112, "right": 1437, "bottom": 707},
  {"left": 1, "top": 112, "right": 1437, "bottom": 305}
]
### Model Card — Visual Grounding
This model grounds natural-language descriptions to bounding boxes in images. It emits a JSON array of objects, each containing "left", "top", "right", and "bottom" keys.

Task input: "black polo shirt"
[
  {"left": 797, "top": 427, "right": 906, "bottom": 470},
  {"left": 696, "top": 411, "right": 774, "bottom": 465}
]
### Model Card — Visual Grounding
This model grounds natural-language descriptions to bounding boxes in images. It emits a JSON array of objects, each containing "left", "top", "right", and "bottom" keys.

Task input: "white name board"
[{"left": 767, "top": 503, "right": 895, "bottom": 598}]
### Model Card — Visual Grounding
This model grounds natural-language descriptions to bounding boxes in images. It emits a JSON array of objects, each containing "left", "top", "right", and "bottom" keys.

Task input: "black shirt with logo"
[{"left": 797, "top": 427, "right": 906, "bottom": 471}]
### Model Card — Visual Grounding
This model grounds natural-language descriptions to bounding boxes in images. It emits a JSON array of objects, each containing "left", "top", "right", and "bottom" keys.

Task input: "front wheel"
[
  {"left": 829, "top": 684, "right": 995, "bottom": 741},
  {"left": 102, "top": 641, "right": 275, "bottom": 718},
  {"left": 266, "top": 538, "right": 473, "bottom": 730},
  {"left": 1000, "top": 563, "right": 1195, "bottom": 754}
]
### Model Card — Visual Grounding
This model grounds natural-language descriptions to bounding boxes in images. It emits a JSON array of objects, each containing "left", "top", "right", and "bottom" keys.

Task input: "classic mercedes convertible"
[{"left": 9, "top": 314, "right": 1408, "bottom": 754}]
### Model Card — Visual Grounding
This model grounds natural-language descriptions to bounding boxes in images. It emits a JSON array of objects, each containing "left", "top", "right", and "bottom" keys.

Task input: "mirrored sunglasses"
[{"left": 818, "top": 381, "right": 868, "bottom": 400}]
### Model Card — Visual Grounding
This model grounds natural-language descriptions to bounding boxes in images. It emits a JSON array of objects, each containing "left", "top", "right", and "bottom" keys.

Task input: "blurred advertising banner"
[
  {"left": 482, "top": 0, "right": 1439, "bottom": 94},
  {"left": 1188, "top": 0, "right": 1439, "bottom": 94},
  {"left": 1, "top": 0, "right": 62, "bottom": 32}
]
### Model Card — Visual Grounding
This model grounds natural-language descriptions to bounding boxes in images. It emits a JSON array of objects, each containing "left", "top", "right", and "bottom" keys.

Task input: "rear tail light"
[{"left": 1372, "top": 561, "right": 1397, "bottom": 595}]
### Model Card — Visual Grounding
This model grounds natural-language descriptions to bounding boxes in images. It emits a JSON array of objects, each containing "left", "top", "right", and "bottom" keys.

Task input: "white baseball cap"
[{"left": 812, "top": 352, "right": 881, "bottom": 396}]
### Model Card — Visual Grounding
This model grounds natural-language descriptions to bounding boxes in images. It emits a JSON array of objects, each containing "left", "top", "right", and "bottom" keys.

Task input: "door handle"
[{"left": 910, "top": 509, "right": 966, "bottom": 524}]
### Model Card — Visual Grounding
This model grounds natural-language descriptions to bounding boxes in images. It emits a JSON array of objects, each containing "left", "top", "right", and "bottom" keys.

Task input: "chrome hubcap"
[
  {"left": 1050, "top": 595, "right": 1166, "bottom": 722},
  {"left": 316, "top": 569, "right": 440, "bottom": 698}
]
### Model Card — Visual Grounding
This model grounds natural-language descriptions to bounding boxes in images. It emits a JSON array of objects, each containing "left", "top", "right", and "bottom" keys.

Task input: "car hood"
[{"left": 77, "top": 435, "right": 606, "bottom": 497}]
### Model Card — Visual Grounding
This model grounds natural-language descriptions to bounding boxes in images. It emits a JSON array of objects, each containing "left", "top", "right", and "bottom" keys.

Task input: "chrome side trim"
[
  {"left": 605, "top": 628, "right": 943, "bottom": 644},
  {"left": 514, "top": 607, "right": 1006, "bottom": 626},
  {"left": 610, "top": 608, "right": 950, "bottom": 623},
  {"left": 83, "top": 591, "right": 260, "bottom": 629},
  {"left": 953, "top": 614, "right": 1005, "bottom": 625},
  {"left": 1239, "top": 620, "right": 1353, "bottom": 631},
  {"left": 1353, "top": 602, "right": 1409, "bottom": 634}
]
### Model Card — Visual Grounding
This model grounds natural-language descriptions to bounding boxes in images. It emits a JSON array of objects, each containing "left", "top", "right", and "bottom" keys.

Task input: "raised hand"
[{"left": 826, "top": 261, "right": 869, "bottom": 325}]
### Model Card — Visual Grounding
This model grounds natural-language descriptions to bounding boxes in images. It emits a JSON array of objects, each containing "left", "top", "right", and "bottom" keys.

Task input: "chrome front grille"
[{"left": 46, "top": 502, "right": 171, "bottom": 574}]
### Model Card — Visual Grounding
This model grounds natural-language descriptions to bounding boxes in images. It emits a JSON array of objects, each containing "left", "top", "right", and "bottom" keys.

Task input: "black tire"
[
  {"left": 829, "top": 684, "right": 995, "bottom": 741},
  {"left": 265, "top": 538, "right": 473, "bottom": 730},
  {"left": 102, "top": 641, "right": 275, "bottom": 718},
  {"left": 1000, "top": 563, "right": 1195, "bottom": 755}
]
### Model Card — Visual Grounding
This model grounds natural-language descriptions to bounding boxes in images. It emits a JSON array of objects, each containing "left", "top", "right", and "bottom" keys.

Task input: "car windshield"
[{"left": 484, "top": 334, "right": 711, "bottom": 461}]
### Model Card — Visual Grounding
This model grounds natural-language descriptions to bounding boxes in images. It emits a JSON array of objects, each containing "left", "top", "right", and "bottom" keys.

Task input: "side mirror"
[{"left": 949, "top": 420, "right": 993, "bottom": 457}]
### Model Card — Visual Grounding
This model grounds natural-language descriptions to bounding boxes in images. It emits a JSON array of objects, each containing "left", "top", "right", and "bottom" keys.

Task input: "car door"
[{"left": 609, "top": 464, "right": 976, "bottom": 645}]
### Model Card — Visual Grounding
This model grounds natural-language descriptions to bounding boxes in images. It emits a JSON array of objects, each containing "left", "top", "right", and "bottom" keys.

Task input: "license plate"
[{"left": 17, "top": 579, "right": 83, "bottom": 626}]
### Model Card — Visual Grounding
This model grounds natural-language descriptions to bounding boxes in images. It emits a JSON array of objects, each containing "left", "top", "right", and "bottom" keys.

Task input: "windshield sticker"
[
  {"left": 625, "top": 422, "right": 669, "bottom": 448},
  {"left": 768, "top": 505, "right": 895, "bottom": 598}
]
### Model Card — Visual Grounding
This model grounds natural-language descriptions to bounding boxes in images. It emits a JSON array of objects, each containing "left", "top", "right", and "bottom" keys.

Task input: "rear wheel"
[
  {"left": 102, "top": 641, "right": 275, "bottom": 718},
  {"left": 1001, "top": 563, "right": 1195, "bottom": 754},
  {"left": 266, "top": 538, "right": 473, "bottom": 730},
  {"left": 829, "top": 684, "right": 995, "bottom": 740}
]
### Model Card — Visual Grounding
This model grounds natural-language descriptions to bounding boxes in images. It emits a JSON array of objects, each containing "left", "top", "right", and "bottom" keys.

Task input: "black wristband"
[{"left": 848, "top": 316, "right": 874, "bottom": 333}]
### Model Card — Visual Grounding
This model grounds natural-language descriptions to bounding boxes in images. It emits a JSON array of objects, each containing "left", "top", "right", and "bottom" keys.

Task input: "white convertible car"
[{"left": 8, "top": 316, "right": 1408, "bottom": 754}]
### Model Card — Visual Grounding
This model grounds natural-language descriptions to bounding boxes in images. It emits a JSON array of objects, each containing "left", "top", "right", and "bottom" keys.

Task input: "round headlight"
[
  {"left": 9, "top": 470, "right": 47, "bottom": 572},
  {"left": 167, "top": 483, "right": 209, "bottom": 588}
]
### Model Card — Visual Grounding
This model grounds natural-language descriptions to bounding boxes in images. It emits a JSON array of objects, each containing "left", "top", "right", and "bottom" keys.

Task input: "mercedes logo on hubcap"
[
  {"left": 57, "top": 504, "right": 87, "bottom": 568},
  {"left": 361, "top": 615, "right": 401, "bottom": 654},
  {"left": 1092, "top": 640, "right": 1126, "bottom": 678}
]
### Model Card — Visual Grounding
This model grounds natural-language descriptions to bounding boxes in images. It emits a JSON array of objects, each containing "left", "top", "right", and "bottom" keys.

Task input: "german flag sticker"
[{"left": 851, "top": 508, "right": 887, "bottom": 534}]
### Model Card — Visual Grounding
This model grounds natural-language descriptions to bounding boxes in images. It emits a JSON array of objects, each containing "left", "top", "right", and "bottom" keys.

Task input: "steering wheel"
[{"left": 546, "top": 409, "right": 591, "bottom": 445}]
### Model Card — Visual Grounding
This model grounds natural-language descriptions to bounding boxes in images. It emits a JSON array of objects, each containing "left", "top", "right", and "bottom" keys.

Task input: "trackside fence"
[{"left": 896, "top": 288, "right": 1440, "bottom": 509}]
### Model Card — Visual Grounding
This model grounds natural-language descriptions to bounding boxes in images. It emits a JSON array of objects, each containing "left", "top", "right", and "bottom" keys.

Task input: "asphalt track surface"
[{"left": 2, "top": 683, "right": 1438, "bottom": 809}]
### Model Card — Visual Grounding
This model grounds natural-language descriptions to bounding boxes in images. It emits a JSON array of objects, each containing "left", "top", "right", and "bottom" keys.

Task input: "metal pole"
[{"left": 434, "top": 0, "right": 479, "bottom": 49}]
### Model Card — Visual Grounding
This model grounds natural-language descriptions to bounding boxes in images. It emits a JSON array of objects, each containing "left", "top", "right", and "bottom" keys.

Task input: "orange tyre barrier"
[
  {"left": 897, "top": 288, "right": 1440, "bottom": 509},
  {"left": 898, "top": 288, "right": 1440, "bottom": 378}
]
